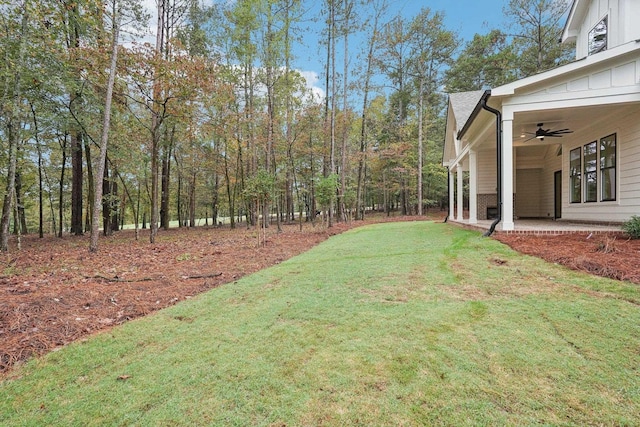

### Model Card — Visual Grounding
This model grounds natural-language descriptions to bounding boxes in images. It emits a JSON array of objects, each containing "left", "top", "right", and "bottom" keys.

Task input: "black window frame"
[
  {"left": 583, "top": 141, "right": 598, "bottom": 203},
  {"left": 600, "top": 133, "right": 616, "bottom": 202},
  {"left": 570, "top": 147, "right": 582, "bottom": 203}
]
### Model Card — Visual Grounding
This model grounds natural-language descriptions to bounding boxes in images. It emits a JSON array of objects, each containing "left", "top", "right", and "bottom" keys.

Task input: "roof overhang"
[
  {"left": 562, "top": 0, "right": 588, "bottom": 44},
  {"left": 458, "top": 90, "right": 490, "bottom": 140},
  {"left": 492, "top": 40, "right": 640, "bottom": 97}
]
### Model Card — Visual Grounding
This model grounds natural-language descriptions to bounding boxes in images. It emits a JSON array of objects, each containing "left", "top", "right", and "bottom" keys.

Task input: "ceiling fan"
[{"left": 524, "top": 123, "right": 573, "bottom": 142}]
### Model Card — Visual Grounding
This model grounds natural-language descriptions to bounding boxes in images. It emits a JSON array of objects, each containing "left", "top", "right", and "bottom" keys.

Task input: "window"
[
  {"left": 570, "top": 147, "right": 581, "bottom": 203},
  {"left": 570, "top": 133, "right": 617, "bottom": 204},
  {"left": 584, "top": 141, "right": 597, "bottom": 202},
  {"left": 600, "top": 134, "right": 616, "bottom": 201},
  {"left": 588, "top": 16, "right": 607, "bottom": 55}
]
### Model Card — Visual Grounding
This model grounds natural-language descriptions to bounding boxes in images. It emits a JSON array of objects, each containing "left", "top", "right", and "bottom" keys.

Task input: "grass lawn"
[{"left": 1, "top": 221, "right": 639, "bottom": 426}]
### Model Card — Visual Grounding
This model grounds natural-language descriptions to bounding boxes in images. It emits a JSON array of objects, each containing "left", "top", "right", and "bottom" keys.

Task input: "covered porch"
[{"left": 444, "top": 42, "right": 640, "bottom": 233}]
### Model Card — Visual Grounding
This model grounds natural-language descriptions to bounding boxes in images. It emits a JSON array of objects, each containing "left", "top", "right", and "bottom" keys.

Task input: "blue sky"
[
  {"left": 138, "top": 0, "right": 511, "bottom": 99},
  {"left": 295, "top": 0, "right": 510, "bottom": 99}
]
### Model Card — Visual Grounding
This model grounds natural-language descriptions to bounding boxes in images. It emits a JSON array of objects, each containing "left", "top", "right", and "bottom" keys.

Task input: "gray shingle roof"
[{"left": 449, "top": 90, "right": 485, "bottom": 132}]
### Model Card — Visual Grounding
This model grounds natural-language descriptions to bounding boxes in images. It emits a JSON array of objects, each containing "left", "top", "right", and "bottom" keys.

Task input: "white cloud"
[{"left": 298, "top": 70, "right": 325, "bottom": 103}]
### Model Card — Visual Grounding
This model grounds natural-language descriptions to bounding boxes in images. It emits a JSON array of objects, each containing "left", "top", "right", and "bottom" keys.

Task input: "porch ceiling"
[{"left": 471, "top": 102, "right": 637, "bottom": 152}]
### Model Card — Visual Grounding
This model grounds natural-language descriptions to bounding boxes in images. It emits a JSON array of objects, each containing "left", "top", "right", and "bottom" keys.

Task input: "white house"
[{"left": 443, "top": 0, "right": 640, "bottom": 232}]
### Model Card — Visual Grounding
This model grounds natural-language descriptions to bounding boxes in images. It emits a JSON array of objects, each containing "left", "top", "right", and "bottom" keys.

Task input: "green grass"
[{"left": 2, "top": 221, "right": 640, "bottom": 426}]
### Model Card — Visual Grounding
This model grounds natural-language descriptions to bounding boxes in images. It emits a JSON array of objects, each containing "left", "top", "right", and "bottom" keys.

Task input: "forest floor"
[{"left": 2, "top": 214, "right": 639, "bottom": 374}]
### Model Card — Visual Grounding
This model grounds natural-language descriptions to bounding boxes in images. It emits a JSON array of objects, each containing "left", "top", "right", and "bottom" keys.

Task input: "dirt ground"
[{"left": 1, "top": 216, "right": 639, "bottom": 374}]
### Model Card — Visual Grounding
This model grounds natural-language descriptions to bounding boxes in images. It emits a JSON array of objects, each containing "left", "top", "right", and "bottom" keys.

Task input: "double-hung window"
[
  {"left": 570, "top": 147, "right": 581, "bottom": 203},
  {"left": 600, "top": 134, "right": 616, "bottom": 201},
  {"left": 583, "top": 141, "right": 597, "bottom": 202},
  {"left": 570, "top": 133, "right": 616, "bottom": 203}
]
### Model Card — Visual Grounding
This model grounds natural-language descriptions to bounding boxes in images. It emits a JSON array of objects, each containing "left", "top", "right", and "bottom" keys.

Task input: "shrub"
[{"left": 622, "top": 215, "right": 640, "bottom": 239}]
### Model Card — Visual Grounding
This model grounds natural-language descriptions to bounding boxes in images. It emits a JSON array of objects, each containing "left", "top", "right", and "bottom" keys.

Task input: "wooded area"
[{"left": 0, "top": 0, "right": 573, "bottom": 251}]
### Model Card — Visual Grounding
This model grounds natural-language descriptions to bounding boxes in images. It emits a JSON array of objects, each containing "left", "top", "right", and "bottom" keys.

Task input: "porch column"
[
  {"left": 448, "top": 167, "right": 455, "bottom": 219},
  {"left": 469, "top": 148, "right": 477, "bottom": 224},
  {"left": 456, "top": 164, "right": 464, "bottom": 221},
  {"left": 502, "top": 117, "right": 515, "bottom": 231}
]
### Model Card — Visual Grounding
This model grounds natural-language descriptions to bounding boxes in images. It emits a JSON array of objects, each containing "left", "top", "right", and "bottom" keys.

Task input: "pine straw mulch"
[
  {"left": 0, "top": 215, "right": 431, "bottom": 374},
  {"left": 494, "top": 232, "right": 640, "bottom": 284}
]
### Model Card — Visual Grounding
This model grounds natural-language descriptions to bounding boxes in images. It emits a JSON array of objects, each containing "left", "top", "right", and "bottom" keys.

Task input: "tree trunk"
[
  {"left": 160, "top": 127, "right": 174, "bottom": 229},
  {"left": 70, "top": 131, "right": 84, "bottom": 234},
  {"left": 417, "top": 77, "right": 424, "bottom": 216},
  {"left": 224, "top": 150, "right": 235, "bottom": 229},
  {"left": 37, "top": 138, "right": 44, "bottom": 238},
  {"left": 68, "top": 0, "right": 84, "bottom": 236},
  {"left": 110, "top": 177, "right": 119, "bottom": 232},
  {"left": 176, "top": 164, "right": 183, "bottom": 227},
  {"left": 31, "top": 103, "right": 45, "bottom": 238},
  {"left": 0, "top": 5, "right": 28, "bottom": 251},
  {"left": 89, "top": 1, "right": 120, "bottom": 251},
  {"left": 189, "top": 171, "right": 196, "bottom": 227},
  {"left": 355, "top": 6, "right": 381, "bottom": 220},
  {"left": 84, "top": 138, "right": 94, "bottom": 232},
  {"left": 150, "top": 0, "right": 166, "bottom": 244},
  {"left": 15, "top": 173, "right": 27, "bottom": 234},
  {"left": 339, "top": 0, "right": 352, "bottom": 223},
  {"left": 58, "top": 135, "right": 67, "bottom": 238},
  {"left": 102, "top": 166, "right": 112, "bottom": 236}
]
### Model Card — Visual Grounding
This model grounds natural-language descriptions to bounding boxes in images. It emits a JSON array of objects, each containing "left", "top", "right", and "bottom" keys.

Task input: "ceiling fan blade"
[{"left": 524, "top": 136, "right": 538, "bottom": 142}]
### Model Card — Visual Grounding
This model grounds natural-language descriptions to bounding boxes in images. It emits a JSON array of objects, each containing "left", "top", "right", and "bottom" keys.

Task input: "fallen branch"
[
  {"left": 181, "top": 272, "right": 223, "bottom": 280},
  {"left": 85, "top": 275, "right": 155, "bottom": 283}
]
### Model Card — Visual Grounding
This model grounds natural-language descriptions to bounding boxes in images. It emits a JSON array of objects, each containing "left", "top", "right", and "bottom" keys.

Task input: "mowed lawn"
[{"left": 1, "top": 221, "right": 639, "bottom": 426}]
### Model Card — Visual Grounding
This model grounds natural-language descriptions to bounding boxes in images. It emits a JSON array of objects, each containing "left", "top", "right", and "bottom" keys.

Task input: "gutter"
[
  {"left": 454, "top": 90, "right": 502, "bottom": 235},
  {"left": 444, "top": 166, "right": 449, "bottom": 223},
  {"left": 480, "top": 92, "right": 502, "bottom": 237}
]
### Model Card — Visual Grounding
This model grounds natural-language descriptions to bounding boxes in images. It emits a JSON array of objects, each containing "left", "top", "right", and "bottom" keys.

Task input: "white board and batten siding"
[{"left": 572, "top": 0, "right": 640, "bottom": 60}]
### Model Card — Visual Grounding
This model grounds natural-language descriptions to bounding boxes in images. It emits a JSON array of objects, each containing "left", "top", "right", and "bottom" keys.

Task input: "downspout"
[
  {"left": 443, "top": 166, "right": 449, "bottom": 223},
  {"left": 481, "top": 94, "right": 502, "bottom": 237}
]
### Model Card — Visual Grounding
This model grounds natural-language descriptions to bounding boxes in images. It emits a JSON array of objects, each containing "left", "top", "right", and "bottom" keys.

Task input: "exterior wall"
[
  {"left": 476, "top": 149, "right": 497, "bottom": 220},
  {"left": 513, "top": 145, "right": 562, "bottom": 219},
  {"left": 477, "top": 194, "right": 497, "bottom": 220},
  {"left": 574, "top": 0, "right": 640, "bottom": 59},
  {"left": 540, "top": 147, "right": 563, "bottom": 218},
  {"left": 477, "top": 149, "right": 497, "bottom": 194},
  {"left": 562, "top": 105, "right": 640, "bottom": 222},
  {"left": 520, "top": 55, "right": 640, "bottom": 98},
  {"left": 515, "top": 169, "right": 542, "bottom": 217}
]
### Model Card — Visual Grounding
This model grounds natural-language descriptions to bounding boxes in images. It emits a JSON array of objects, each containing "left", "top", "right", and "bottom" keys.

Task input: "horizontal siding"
[
  {"left": 516, "top": 169, "right": 542, "bottom": 217},
  {"left": 562, "top": 104, "right": 640, "bottom": 222},
  {"left": 541, "top": 146, "right": 562, "bottom": 218},
  {"left": 477, "top": 150, "right": 497, "bottom": 194},
  {"left": 619, "top": 107, "right": 640, "bottom": 210}
]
